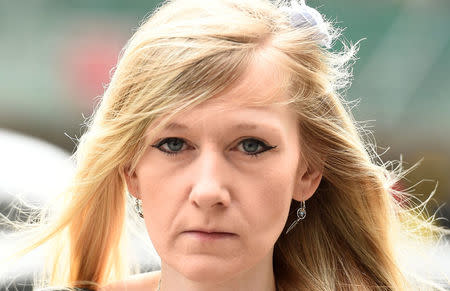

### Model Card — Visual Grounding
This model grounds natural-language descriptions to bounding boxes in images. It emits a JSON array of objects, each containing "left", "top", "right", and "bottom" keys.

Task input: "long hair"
[{"left": 1, "top": 0, "right": 449, "bottom": 290}]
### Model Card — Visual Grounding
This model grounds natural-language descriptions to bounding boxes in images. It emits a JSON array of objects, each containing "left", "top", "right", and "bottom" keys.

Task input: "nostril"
[{"left": 188, "top": 185, "right": 231, "bottom": 209}]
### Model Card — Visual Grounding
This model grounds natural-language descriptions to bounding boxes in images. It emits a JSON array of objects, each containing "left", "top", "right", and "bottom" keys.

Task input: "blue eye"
[
  {"left": 152, "top": 137, "right": 187, "bottom": 156},
  {"left": 237, "top": 139, "right": 276, "bottom": 158},
  {"left": 151, "top": 137, "right": 277, "bottom": 158}
]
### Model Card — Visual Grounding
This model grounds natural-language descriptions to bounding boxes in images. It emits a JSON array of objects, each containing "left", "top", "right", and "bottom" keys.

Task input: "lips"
[
  {"left": 185, "top": 230, "right": 235, "bottom": 235},
  {"left": 183, "top": 230, "right": 237, "bottom": 241},
  {"left": 186, "top": 230, "right": 234, "bottom": 235},
  {"left": 184, "top": 227, "right": 235, "bottom": 235}
]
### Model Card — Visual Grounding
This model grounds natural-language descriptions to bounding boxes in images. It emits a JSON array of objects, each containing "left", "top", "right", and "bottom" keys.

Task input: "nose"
[{"left": 188, "top": 147, "right": 231, "bottom": 209}]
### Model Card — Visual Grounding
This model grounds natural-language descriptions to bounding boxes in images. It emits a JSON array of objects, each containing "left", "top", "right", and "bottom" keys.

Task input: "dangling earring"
[
  {"left": 285, "top": 199, "right": 306, "bottom": 234},
  {"left": 135, "top": 197, "right": 144, "bottom": 218}
]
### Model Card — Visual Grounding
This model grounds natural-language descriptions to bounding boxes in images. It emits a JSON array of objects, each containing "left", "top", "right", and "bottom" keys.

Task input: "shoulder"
[{"left": 100, "top": 270, "right": 161, "bottom": 291}]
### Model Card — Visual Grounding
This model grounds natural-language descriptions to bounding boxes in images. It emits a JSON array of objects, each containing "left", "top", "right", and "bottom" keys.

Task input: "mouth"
[{"left": 182, "top": 230, "right": 238, "bottom": 241}]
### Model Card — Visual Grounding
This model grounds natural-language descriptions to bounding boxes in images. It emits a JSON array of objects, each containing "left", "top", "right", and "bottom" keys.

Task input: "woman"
[{"left": 2, "top": 0, "right": 449, "bottom": 290}]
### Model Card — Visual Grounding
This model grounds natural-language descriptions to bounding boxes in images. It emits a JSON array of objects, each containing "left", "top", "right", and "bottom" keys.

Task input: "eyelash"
[{"left": 151, "top": 137, "right": 277, "bottom": 159}]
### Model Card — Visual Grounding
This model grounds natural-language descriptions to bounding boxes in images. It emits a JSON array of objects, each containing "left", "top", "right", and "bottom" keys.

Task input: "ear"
[
  {"left": 292, "top": 161, "right": 323, "bottom": 202},
  {"left": 124, "top": 166, "right": 141, "bottom": 199}
]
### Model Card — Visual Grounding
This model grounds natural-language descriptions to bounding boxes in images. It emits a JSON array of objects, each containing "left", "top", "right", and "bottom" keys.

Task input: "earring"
[
  {"left": 135, "top": 197, "right": 144, "bottom": 218},
  {"left": 285, "top": 200, "right": 306, "bottom": 234}
]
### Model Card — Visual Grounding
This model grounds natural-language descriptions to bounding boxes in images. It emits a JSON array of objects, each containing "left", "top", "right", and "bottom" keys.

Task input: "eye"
[
  {"left": 151, "top": 137, "right": 189, "bottom": 156},
  {"left": 151, "top": 137, "right": 277, "bottom": 158},
  {"left": 236, "top": 138, "right": 277, "bottom": 158}
]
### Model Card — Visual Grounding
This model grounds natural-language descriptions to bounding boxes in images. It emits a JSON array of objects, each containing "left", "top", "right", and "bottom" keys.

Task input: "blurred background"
[{"left": 1, "top": 0, "right": 449, "bottom": 290}]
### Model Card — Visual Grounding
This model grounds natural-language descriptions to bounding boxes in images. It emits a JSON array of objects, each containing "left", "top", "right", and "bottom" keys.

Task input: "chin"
[{"left": 175, "top": 256, "right": 245, "bottom": 283}]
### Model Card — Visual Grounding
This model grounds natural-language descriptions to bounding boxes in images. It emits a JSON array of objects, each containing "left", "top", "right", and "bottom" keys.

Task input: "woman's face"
[{"left": 126, "top": 57, "right": 321, "bottom": 283}]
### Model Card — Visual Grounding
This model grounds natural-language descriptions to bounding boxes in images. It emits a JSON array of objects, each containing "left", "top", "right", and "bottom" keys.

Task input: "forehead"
[
  {"left": 148, "top": 49, "right": 295, "bottom": 133},
  {"left": 212, "top": 48, "right": 290, "bottom": 107},
  {"left": 181, "top": 64, "right": 289, "bottom": 117},
  {"left": 169, "top": 97, "right": 292, "bottom": 124},
  {"left": 184, "top": 48, "right": 291, "bottom": 113}
]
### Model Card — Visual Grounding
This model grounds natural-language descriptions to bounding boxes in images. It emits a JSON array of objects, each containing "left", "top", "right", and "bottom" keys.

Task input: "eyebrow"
[{"left": 162, "top": 122, "right": 278, "bottom": 132}]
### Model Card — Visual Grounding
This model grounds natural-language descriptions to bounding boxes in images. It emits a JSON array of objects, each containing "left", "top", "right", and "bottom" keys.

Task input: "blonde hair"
[{"left": 2, "top": 0, "right": 449, "bottom": 290}]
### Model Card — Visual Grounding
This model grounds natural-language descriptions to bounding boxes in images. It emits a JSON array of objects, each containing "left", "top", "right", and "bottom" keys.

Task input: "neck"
[{"left": 159, "top": 251, "right": 276, "bottom": 291}]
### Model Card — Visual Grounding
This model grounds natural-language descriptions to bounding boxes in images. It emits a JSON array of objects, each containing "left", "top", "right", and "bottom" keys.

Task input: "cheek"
[
  {"left": 245, "top": 167, "right": 296, "bottom": 238},
  {"left": 135, "top": 152, "right": 177, "bottom": 204},
  {"left": 135, "top": 160, "right": 179, "bottom": 240}
]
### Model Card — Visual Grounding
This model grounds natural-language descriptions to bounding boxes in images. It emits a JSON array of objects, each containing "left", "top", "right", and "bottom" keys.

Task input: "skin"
[{"left": 116, "top": 53, "right": 323, "bottom": 291}]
